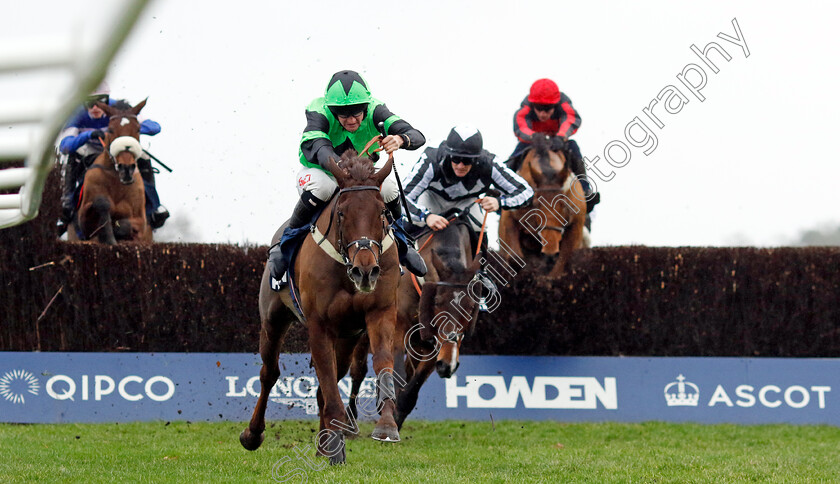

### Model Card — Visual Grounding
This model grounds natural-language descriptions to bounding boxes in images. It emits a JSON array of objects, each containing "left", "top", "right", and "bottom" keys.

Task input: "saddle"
[{"left": 274, "top": 208, "right": 325, "bottom": 319}]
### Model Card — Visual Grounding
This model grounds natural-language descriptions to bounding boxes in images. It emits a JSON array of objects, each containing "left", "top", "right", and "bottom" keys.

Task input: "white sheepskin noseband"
[{"left": 109, "top": 136, "right": 143, "bottom": 159}]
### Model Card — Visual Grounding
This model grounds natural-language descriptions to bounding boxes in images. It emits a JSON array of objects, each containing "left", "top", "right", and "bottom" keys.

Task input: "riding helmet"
[
  {"left": 324, "top": 70, "right": 371, "bottom": 117},
  {"left": 528, "top": 78, "right": 561, "bottom": 105},
  {"left": 442, "top": 125, "right": 483, "bottom": 158}
]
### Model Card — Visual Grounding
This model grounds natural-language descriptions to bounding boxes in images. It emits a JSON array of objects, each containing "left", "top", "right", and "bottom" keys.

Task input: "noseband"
[
  {"left": 426, "top": 272, "right": 494, "bottom": 343},
  {"left": 530, "top": 187, "right": 572, "bottom": 234},
  {"left": 319, "top": 185, "right": 389, "bottom": 275},
  {"left": 105, "top": 115, "right": 143, "bottom": 185}
]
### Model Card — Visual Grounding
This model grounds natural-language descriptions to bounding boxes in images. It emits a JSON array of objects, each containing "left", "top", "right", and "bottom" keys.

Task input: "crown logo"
[{"left": 663, "top": 374, "right": 699, "bottom": 406}]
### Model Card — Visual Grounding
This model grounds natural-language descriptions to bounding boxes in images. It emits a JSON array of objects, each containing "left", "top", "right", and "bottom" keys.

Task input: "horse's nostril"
[
  {"left": 350, "top": 267, "right": 363, "bottom": 282},
  {"left": 369, "top": 265, "right": 380, "bottom": 282}
]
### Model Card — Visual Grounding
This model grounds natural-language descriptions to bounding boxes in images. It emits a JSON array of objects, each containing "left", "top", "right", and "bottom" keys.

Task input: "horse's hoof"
[
  {"left": 318, "top": 430, "right": 346, "bottom": 464},
  {"left": 329, "top": 447, "right": 346, "bottom": 466},
  {"left": 371, "top": 425, "right": 400, "bottom": 442},
  {"left": 239, "top": 429, "right": 264, "bottom": 451}
]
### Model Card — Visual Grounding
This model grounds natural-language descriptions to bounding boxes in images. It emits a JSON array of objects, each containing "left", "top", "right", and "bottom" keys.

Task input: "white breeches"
[{"left": 296, "top": 166, "right": 399, "bottom": 203}]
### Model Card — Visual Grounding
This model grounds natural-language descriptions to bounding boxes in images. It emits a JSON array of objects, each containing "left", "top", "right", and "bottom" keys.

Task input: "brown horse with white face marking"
[
  {"left": 69, "top": 100, "right": 150, "bottom": 244},
  {"left": 347, "top": 219, "right": 482, "bottom": 430},
  {"left": 499, "top": 134, "right": 587, "bottom": 277},
  {"left": 240, "top": 150, "right": 401, "bottom": 465}
]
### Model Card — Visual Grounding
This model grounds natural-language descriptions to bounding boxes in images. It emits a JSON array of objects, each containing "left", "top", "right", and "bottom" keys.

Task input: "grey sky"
[{"left": 6, "top": 1, "right": 839, "bottom": 246}]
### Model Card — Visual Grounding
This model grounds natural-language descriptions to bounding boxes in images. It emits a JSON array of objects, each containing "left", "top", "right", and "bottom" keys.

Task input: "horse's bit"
[{"left": 318, "top": 185, "right": 390, "bottom": 275}]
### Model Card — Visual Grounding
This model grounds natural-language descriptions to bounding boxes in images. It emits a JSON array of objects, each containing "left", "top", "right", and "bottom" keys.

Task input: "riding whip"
[
  {"left": 142, "top": 149, "right": 173, "bottom": 173},
  {"left": 377, "top": 122, "right": 412, "bottom": 223}
]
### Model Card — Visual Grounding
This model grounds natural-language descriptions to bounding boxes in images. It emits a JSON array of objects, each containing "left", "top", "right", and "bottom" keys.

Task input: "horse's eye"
[{"left": 338, "top": 211, "right": 344, "bottom": 217}]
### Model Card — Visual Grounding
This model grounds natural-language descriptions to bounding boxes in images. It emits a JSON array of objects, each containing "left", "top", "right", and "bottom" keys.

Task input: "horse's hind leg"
[
  {"left": 346, "top": 333, "right": 369, "bottom": 426},
  {"left": 240, "top": 287, "right": 293, "bottom": 451}
]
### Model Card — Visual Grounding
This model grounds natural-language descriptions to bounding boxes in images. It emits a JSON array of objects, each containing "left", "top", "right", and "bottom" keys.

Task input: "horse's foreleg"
[
  {"left": 395, "top": 357, "right": 436, "bottom": 430},
  {"left": 85, "top": 196, "right": 117, "bottom": 244},
  {"left": 308, "top": 321, "right": 347, "bottom": 465},
  {"left": 240, "top": 314, "right": 291, "bottom": 451},
  {"left": 365, "top": 308, "right": 400, "bottom": 443},
  {"left": 347, "top": 334, "right": 369, "bottom": 425},
  {"left": 550, "top": 220, "right": 584, "bottom": 278},
  {"left": 113, "top": 218, "right": 134, "bottom": 240}
]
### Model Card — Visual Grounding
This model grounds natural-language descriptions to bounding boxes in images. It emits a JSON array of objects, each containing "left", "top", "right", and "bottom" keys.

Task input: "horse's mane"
[
  {"left": 112, "top": 100, "right": 132, "bottom": 111},
  {"left": 339, "top": 150, "right": 376, "bottom": 184},
  {"left": 530, "top": 135, "right": 558, "bottom": 180}
]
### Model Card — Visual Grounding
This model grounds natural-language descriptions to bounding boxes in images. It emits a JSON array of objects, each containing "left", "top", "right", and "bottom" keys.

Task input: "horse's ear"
[
  {"left": 96, "top": 102, "right": 114, "bottom": 117},
  {"left": 326, "top": 156, "right": 348, "bottom": 187},
  {"left": 372, "top": 155, "right": 394, "bottom": 187},
  {"left": 130, "top": 98, "right": 147, "bottom": 116}
]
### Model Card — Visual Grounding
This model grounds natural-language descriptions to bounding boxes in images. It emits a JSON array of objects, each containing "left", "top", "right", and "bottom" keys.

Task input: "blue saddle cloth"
[{"left": 276, "top": 209, "right": 323, "bottom": 319}]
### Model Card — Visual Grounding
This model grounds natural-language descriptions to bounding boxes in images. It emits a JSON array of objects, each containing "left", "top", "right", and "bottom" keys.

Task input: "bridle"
[
  {"left": 318, "top": 185, "right": 390, "bottom": 277},
  {"left": 101, "top": 114, "right": 142, "bottom": 185},
  {"left": 422, "top": 271, "right": 496, "bottom": 344},
  {"left": 529, "top": 187, "right": 570, "bottom": 235},
  {"left": 525, "top": 144, "right": 572, "bottom": 235}
]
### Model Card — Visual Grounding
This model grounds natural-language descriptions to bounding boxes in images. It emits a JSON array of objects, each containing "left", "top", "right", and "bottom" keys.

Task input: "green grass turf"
[{"left": 1, "top": 420, "right": 839, "bottom": 483}]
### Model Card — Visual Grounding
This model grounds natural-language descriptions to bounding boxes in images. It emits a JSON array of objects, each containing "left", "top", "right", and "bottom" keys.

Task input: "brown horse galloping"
[
  {"left": 347, "top": 219, "right": 482, "bottom": 429},
  {"left": 69, "top": 100, "right": 151, "bottom": 244},
  {"left": 499, "top": 134, "right": 587, "bottom": 277},
  {"left": 241, "top": 150, "right": 401, "bottom": 465}
]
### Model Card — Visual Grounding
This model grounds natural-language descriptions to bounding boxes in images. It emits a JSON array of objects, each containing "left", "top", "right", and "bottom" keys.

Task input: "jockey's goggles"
[
  {"left": 337, "top": 111, "right": 364, "bottom": 121},
  {"left": 449, "top": 156, "right": 474, "bottom": 166},
  {"left": 329, "top": 103, "right": 367, "bottom": 119},
  {"left": 532, "top": 103, "right": 554, "bottom": 112},
  {"left": 85, "top": 94, "right": 110, "bottom": 109}
]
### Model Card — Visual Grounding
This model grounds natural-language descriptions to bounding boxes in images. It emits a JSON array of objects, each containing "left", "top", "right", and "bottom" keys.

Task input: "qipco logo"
[{"left": 45, "top": 374, "right": 175, "bottom": 402}]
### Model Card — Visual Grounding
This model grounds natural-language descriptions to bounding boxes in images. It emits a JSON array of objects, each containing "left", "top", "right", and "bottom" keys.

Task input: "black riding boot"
[
  {"left": 565, "top": 140, "right": 600, "bottom": 214},
  {"left": 57, "top": 157, "right": 85, "bottom": 236},
  {"left": 268, "top": 191, "right": 326, "bottom": 291},
  {"left": 138, "top": 158, "right": 170, "bottom": 229},
  {"left": 386, "top": 199, "right": 427, "bottom": 277}
]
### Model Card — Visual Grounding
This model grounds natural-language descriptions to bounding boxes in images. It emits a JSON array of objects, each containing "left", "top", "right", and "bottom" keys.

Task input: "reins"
[{"left": 313, "top": 140, "right": 396, "bottom": 276}]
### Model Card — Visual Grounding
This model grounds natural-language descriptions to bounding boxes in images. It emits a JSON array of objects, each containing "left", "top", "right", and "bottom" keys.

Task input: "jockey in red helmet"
[{"left": 507, "top": 78, "right": 600, "bottom": 215}]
